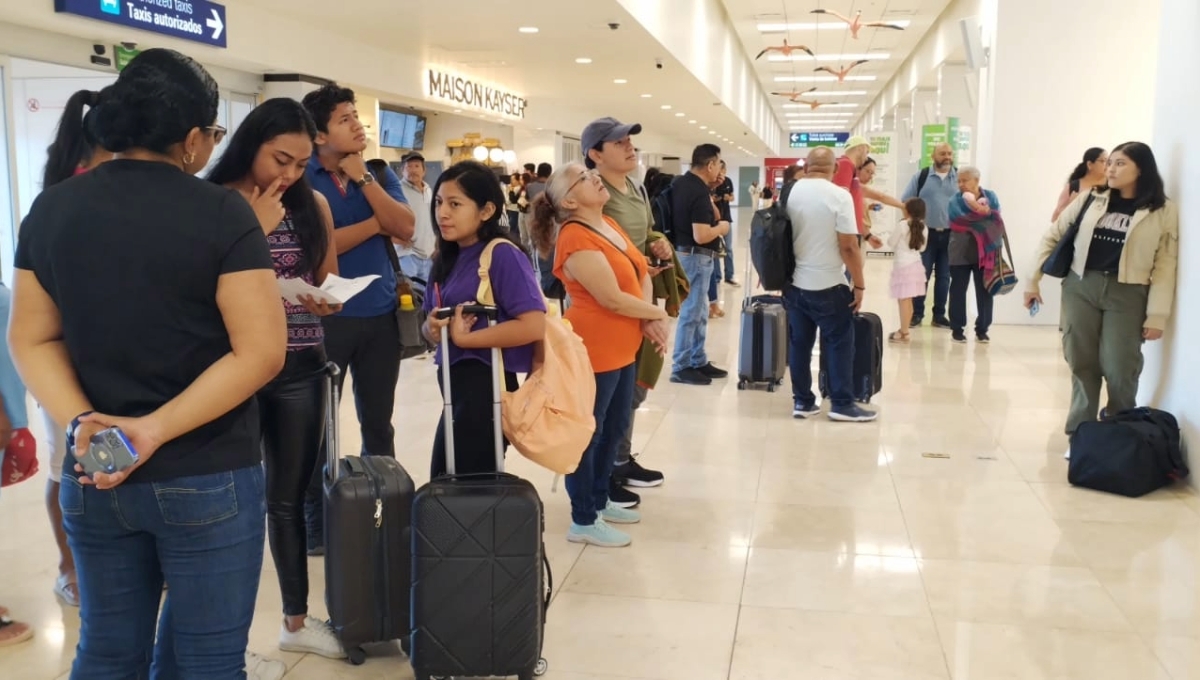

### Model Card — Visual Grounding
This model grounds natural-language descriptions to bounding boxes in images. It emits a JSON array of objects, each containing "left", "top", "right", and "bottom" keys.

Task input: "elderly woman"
[
  {"left": 1025, "top": 142, "right": 1178, "bottom": 456},
  {"left": 528, "top": 163, "right": 668, "bottom": 548},
  {"left": 947, "top": 167, "right": 1006, "bottom": 344}
]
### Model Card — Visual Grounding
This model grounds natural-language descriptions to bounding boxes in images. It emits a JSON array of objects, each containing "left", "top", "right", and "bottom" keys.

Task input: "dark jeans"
[
  {"left": 258, "top": 345, "right": 327, "bottom": 617},
  {"left": 566, "top": 363, "right": 636, "bottom": 526},
  {"left": 616, "top": 378, "right": 648, "bottom": 467},
  {"left": 431, "top": 358, "right": 519, "bottom": 479},
  {"left": 62, "top": 465, "right": 266, "bottom": 679},
  {"left": 913, "top": 229, "right": 952, "bottom": 321},
  {"left": 783, "top": 284, "right": 856, "bottom": 410},
  {"left": 321, "top": 312, "right": 402, "bottom": 457},
  {"left": 949, "top": 265, "right": 994, "bottom": 335}
]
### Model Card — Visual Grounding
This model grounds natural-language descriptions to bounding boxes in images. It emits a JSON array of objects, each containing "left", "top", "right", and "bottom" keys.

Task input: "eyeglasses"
[
  {"left": 565, "top": 169, "right": 600, "bottom": 196},
  {"left": 206, "top": 125, "right": 228, "bottom": 144}
]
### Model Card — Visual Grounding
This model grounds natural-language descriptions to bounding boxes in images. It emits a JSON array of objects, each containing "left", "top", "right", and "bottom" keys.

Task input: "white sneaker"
[
  {"left": 245, "top": 651, "right": 286, "bottom": 680},
  {"left": 1064, "top": 448, "right": 1071, "bottom": 460},
  {"left": 279, "top": 616, "right": 347, "bottom": 659}
]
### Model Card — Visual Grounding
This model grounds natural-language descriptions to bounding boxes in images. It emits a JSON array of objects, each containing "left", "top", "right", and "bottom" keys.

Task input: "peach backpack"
[{"left": 476, "top": 240, "right": 596, "bottom": 474}]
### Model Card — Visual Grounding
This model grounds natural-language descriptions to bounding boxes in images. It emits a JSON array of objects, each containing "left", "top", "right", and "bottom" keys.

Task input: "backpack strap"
[{"left": 916, "top": 166, "right": 931, "bottom": 195}]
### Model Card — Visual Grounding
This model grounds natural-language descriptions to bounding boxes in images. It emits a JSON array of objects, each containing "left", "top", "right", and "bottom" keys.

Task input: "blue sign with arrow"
[{"left": 55, "top": 0, "right": 228, "bottom": 49}]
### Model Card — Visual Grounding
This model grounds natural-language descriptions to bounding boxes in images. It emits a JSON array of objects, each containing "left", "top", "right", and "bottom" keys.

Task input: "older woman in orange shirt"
[{"left": 530, "top": 163, "right": 668, "bottom": 548}]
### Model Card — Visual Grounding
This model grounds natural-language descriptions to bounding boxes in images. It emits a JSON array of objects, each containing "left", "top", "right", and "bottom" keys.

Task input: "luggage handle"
[
  {"left": 436, "top": 304, "right": 505, "bottom": 476},
  {"left": 323, "top": 361, "right": 342, "bottom": 484}
]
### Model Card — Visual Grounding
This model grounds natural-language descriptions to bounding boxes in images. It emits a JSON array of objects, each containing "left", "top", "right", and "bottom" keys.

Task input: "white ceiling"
[
  {"left": 236, "top": 0, "right": 777, "bottom": 161},
  {"left": 722, "top": 0, "right": 954, "bottom": 133}
]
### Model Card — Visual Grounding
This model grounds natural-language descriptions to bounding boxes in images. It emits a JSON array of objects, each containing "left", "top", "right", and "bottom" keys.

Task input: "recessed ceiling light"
[
  {"left": 660, "top": 105, "right": 672, "bottom": 110},
  {"left": 518, "top": 26, "right": 539, "bottom": 33},
  {"left": 613, "top": 78, "right": 627, "bottom": 84},
  {"left": 699, "top": 125, "right": 707, "bottom": 130},
  {"left": 688, "top": 120, "right": 697, "bottom": 124},
  {"left": 453, "top": 109, "right": 461, "bottom": 113},
  {"left": 675, "top": 112, "right": 685, "bottom": 117},
  {"left": 640, "top": 93, "right": 652, "bottom": 98},
  {"left": 575, "top": 57, "right": 593, "bottom": 64}
]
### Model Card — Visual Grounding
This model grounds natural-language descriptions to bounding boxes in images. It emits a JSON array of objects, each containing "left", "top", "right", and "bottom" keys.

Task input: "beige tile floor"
[{"left": 2, "top": 252, "right": 1197, "bottom": 680}]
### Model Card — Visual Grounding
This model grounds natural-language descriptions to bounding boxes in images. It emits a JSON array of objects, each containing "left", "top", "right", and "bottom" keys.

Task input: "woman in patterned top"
[{"left": 207, "top": 98, "right": 345, "bottom": 659}]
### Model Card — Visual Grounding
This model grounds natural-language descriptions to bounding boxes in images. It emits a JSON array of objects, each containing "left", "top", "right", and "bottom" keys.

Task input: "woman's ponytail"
[
  {"left": 42, "top": 89, "right": 100, "bottom": 189},
  {"left": 528, "top": 192, "right": 558, "bottom": 259}
]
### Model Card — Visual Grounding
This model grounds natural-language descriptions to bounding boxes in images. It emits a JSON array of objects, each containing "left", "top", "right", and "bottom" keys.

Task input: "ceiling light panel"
[
  {"left": 757, "top": 20, "right": 910, "bottom": 32},
  {"left": 768, "top": 53, "right": 890, "bottom": 62},
  {"left": 774, "top": 75, "right": 876, "bottom": 83}
]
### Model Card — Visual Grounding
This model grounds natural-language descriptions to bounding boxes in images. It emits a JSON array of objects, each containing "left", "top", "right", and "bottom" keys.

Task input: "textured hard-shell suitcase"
[
  {"left": 819, "top": 311, "right": 884, "bottom": 404},
  {"left": 321, "top": 362, "right": 415, "bottom": 665},
  {"left": 737, "top": 294, "right": 788, "bottom": 392},
  {"left": 410, "top": 305, "right": 550, "bottom": 680}
]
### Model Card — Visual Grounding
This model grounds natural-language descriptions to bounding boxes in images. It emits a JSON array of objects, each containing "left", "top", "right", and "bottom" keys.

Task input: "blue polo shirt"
[{"left": 306, "top": 156, "right": 408, "bottom": 317}]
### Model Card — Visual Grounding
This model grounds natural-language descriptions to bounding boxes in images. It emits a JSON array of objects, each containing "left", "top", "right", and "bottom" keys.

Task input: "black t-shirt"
[
  {"left": 713, "top": 177, "right": 734, "bottom": 223},
  {"left": 670, "top": 172, "right": 719, "bottom": 249},
  {"left": 14, "top": 160, "right": 274, "bottom": 484},
  {"left": 1084, "top": 193, "right": 1138, "bottom": 273}
]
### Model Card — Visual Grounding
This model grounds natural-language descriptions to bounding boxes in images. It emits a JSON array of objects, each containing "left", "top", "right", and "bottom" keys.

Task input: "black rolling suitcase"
[
  {"left": 410, "top": 305, "right": 550, "bottom": 680},
  {"left": 737, "top": 294, "right": 788, "bottom": 392},
  {"left": 818, "top": 311, "right": 884, "bottom": 404},
  {"left": 321, "top": 362, "right": 415, "bottom": 665}
]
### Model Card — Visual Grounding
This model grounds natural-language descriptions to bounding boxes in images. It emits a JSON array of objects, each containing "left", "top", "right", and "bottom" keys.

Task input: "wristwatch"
[{"left": 352, "top": 172, "right": 376, "bottom": 188}]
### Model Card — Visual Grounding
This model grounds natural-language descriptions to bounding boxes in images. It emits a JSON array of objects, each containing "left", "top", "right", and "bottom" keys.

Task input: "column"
[{"left": 974, "top": 0, "right": 1161, "bottom": 326}]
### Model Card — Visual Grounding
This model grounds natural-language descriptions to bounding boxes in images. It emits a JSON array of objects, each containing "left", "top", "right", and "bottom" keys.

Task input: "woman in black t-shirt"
[
  {"left": 1025, "top": 142, "right": 1179, "bottom": 455},
  {"left": 9, "top": 49, "right": 287, "bottom": 679}
]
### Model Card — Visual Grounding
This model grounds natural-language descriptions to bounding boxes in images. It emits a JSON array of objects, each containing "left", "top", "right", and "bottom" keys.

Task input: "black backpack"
[
  {"left": 1068, "top": 407, "right": 1188, "bottom": 497},
  {"left": 649, "top": 183, "right": 677, "bottom": 244},
  {"left": 749, "top": 181, "right": 796, "bottom": 291}
]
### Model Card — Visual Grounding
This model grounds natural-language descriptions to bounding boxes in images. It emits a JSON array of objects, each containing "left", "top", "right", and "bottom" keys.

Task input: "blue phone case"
[{"left": 78, "top": 427, "right": 139, "bottom": 476}]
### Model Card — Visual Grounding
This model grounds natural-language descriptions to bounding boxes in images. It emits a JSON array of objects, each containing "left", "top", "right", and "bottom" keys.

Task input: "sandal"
[
  {"left": 54, "top": 573, "right": 80, "bottom": 607},
  {"left": 888, "top": 331, "right": 910, "bottom": 344},
  {"left": 0, "top": 609, "right": 33, "bottom": 647}
]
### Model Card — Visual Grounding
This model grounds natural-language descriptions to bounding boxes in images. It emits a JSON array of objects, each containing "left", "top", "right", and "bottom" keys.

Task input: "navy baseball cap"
[{"left": 581, "top": 117, "right": 643, "bottom": 155}]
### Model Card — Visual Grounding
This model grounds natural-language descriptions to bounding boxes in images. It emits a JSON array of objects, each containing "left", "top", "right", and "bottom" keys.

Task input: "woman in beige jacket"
[{"left": 1024, "top": 141, "right": 1178, "bottom": 450}]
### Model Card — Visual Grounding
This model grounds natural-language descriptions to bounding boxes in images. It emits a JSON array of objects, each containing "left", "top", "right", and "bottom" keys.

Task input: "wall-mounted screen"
[{"left": 379, "top": 109, "right": 426, "bottom": 150}]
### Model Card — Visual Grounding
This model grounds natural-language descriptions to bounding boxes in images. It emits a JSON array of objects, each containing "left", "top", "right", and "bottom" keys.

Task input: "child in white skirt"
[{"left": 887, "top": 198, "right": 928, "bottom": 343}]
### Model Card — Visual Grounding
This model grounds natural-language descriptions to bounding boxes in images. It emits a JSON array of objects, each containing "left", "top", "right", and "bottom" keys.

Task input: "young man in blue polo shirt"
[{"left": 302, "top": 83, "right": 414, "bottom": 552}]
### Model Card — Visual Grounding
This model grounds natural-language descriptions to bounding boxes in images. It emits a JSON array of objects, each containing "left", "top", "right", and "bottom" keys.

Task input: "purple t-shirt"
[{"left": 423, "top": 239, "right": 546, "bottom": 372}]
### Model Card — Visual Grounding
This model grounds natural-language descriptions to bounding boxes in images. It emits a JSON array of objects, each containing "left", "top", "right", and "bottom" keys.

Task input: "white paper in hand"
[{"left": 277, "top": 274, "right": 381, "bottom": 305}]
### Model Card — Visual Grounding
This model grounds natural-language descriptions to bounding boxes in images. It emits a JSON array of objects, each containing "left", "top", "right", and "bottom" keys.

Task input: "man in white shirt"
[
  {"left": 784, "top": 147, "right": 877, "bottom": 423},
  {"left": 394, "top": 152, "right": 435, "bottom": 283}
]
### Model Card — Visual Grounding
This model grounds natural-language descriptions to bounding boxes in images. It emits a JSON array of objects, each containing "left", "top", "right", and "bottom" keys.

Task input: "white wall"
[
  {"left": 1141, "top": 0, "right": 1198, "bottom": 474},
  {"left": 976, "top": 0, "right": 1160, "bottom": 327},
  {"left": 512, "top": 128, "right": 557, "bottom": 171}
]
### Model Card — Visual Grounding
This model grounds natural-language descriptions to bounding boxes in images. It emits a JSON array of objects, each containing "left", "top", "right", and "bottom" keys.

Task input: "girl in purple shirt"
[{"left": 422, "top": 161, "right": 547, "bottom": 477}]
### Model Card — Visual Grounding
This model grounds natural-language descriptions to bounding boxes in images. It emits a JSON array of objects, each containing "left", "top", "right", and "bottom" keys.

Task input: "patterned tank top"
[{"left": 268, "top": 214, "right": 324, "bottom": 350}]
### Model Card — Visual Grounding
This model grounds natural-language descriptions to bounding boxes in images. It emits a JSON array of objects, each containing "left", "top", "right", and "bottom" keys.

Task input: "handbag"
[
  {"left": 2, "top": 429, "right": 38, "bottom": 487},
  {"left": 382, "top": 237, "right": 432, "bottom": 359},
  {"left": 986, "top": 234, "right": 1019, "bottom": 296},
  {"left": 1041, "top": 193, "right": 1095, "bottom": 278},
  {"left": 1069, "top": 407, "right": 1188, "bottom": 497}
]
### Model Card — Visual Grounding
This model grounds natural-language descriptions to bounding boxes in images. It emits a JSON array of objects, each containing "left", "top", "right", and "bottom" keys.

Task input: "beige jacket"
[{"left": 1026, "top": 189, "right": 1178, "bottom": 330}]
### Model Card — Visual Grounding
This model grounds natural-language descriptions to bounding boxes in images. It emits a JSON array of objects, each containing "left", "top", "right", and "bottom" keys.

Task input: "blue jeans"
[
  {"left": 565, "top": 363, "right": 635, "bottom": 525},
  {"left": 711, "top": 238, "right": 735, "bottom": 285},
  {"left": 673, "top": 251, "right": 715, "bottom": 371},
  {"left": 913, "top": 230, "right": 951, "bottom": 321},
  {"left": 399, "top": 253, "right": 432, "bottom": 283},
  {"left": 783, "top": 284, "right": 856, "bottom": 410},
  {"left": 63, "top": 465, "right": 267, "bottom": 680}
]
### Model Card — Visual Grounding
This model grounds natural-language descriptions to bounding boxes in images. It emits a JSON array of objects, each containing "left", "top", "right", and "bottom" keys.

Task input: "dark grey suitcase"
[
  {"left": 321, "top": 362, "right": 415, "bottom": 665},
  {"left": 410, "top": 305, "right": 550, "bottom": 680},
  {"left": 737, "top": 294, "right": 788, "bottom": 392}
]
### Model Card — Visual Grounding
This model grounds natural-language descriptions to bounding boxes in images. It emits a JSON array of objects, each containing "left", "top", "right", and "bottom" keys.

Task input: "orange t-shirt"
[{"left": 553, "top": 216, "right": 649, "bottom": 373}]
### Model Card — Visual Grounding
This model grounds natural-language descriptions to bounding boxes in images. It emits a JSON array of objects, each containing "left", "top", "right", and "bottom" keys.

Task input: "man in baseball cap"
[
  {"left": 579, "top": 116, "right": 672, "bottom": 505},
  {"left": 833, "top": 136, "right": 904, "bottom": 247}
]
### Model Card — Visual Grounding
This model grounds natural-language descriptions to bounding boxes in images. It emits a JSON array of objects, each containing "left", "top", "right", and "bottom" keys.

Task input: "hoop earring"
[{"left": 183, "top": 152, "right": 196, "bottom": 167}]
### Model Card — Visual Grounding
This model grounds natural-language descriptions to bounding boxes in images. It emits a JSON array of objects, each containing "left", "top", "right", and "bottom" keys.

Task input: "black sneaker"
[
  {"left": 952, "top": 330, "right": 967, "bottom": 344},
  {"left": 697, "top": 363, "right": 729, "bottom": 379},
  {"left": 932, "top": 318, "right": 953, "bottom": 329},
  {"left": 671, "top": 368, "right": 712, "bottom": 385},
  {"left": 614, "top": 457, "right": 665, "bottom": 488},
  {"left": 976, "top": 332, "right": 990, "bottom": 344},
  {"left": 910, "top": 317, "right": 924, "bottom": 328},
  {"left": 608, "top": 478, "right": 641, "bottom": 508}
]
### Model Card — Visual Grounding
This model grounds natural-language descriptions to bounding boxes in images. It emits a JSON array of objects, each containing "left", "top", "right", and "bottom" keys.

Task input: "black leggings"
[
  {"left": 431, "top": 358, "right": 519, "bottom": 479},
  {"left": 258, "top": 345, "right": 327, "bottom": 617}
]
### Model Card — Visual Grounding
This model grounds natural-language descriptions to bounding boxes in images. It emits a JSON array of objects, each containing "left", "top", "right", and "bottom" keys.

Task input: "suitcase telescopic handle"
[
  {"left": 437, "top": 306, "right": 504, "bottom": 476},
  {"left": 323, "top": 361, "right": 342, "bottom": 484}
]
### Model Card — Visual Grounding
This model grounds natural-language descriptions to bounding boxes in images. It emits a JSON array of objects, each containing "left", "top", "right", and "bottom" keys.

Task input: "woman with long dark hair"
[
  {"left": 1051, "top": 147, "right": 1108, "bottom": 221},
  {"left": 1026, "top": 142, "right": 1178, "bottom": 458},
  {"left": 421, "top": 161, "right": 546, "bottom": 478},
  {"left": 206, "top": 98, "right": 344, "bottom": 659},
  {"left": 37, "top": 88, "right": 115, "bottom": 610},
  {"left": 10, "top": 48, "right": 287, "bottom": 678}
]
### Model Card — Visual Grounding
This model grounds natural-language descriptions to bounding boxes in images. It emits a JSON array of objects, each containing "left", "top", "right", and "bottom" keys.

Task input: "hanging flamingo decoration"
[{"left": 810, "top": 9, "right": 906, "bottom": 39}]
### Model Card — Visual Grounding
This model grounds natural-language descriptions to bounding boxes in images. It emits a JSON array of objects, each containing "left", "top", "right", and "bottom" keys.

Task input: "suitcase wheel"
[
  {"left": 767, "top": 383, "right": 776, "bottom": 393},
  {"left": 737, "top": 380, "right": 747, "bottom": 391},
  {"left": 536, "top": 657, "right": 549, "bottom": 676},
  {"left": 346, "top": 646, "right": 367, "bottom": 666}
]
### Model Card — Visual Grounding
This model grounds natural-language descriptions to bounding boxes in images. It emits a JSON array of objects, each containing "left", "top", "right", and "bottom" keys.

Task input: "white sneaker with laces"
[
  {"left": 245, "top": 651, "right": 286, "bottom": 680},
  {"left": 279, "top": 616, "right": 347, "bottom": 659}
]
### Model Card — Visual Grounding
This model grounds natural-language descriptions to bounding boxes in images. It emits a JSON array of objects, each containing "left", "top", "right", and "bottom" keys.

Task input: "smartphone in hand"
[
  {"left": 78, "top": 427, "right": 139, "bottom": 477},
  {"left": 1029, "top": 300, "right": 1041, "bottom": 317}
]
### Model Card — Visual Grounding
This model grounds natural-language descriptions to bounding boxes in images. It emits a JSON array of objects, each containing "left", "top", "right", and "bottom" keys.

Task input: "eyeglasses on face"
[{"left": 206, "top": 125, "right": 228, "bottom": 144}]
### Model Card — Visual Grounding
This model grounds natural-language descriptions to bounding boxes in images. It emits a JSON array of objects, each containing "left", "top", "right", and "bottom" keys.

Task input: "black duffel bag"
[{"left": 1068, "top": 407, "right": 1188, "bottom": 497}]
